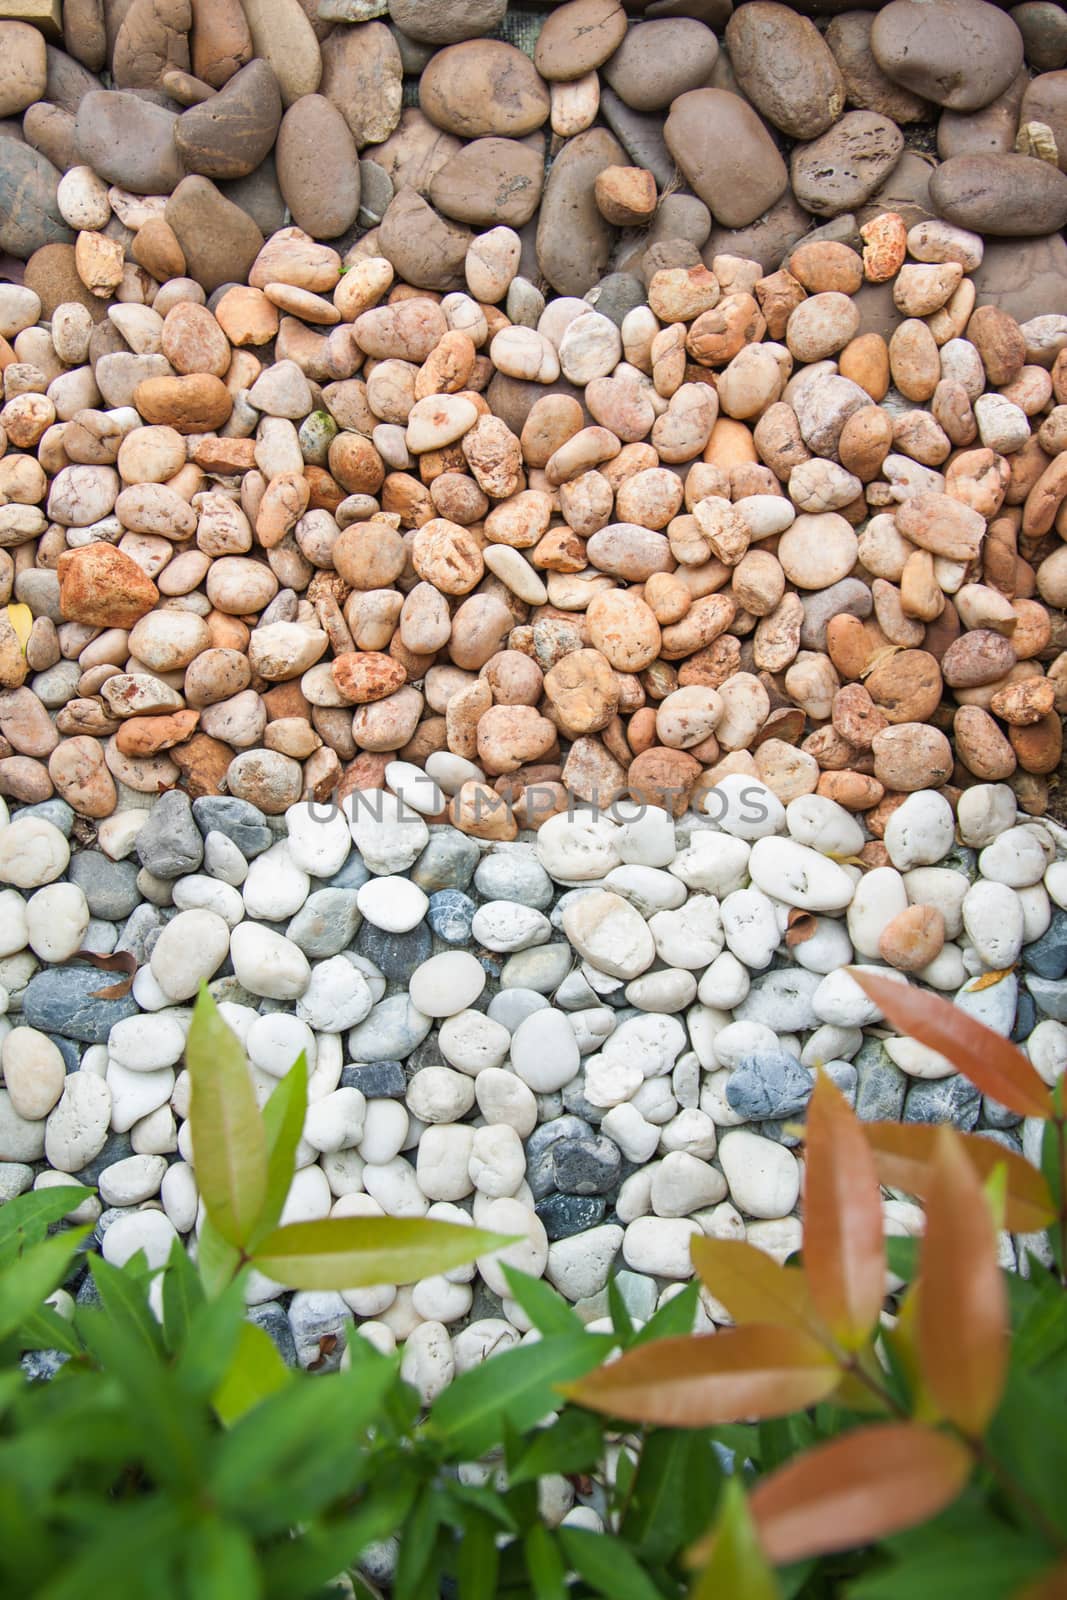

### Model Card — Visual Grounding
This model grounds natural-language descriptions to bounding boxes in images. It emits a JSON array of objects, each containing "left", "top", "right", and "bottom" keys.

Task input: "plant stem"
[
  {"left": 1055, "top": 1116, "right": 1067, "bottom": 1291},
  {"left": 613, "top": 1429, "right": 644, "bottom": 1533},
  {"left": 969, "top": 1435, "right": 1067, "bottom": 1555},
  {"left": 840, "top": 1352, "right": 909, "bottom": 1420}
]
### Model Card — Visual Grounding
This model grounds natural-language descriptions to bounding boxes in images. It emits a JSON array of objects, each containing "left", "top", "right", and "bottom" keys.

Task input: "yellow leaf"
[
  {"left": 967, "top": 968, "right": 1015, "bottom": 993},
  {"left": 5, "top": 603, "right": 32, "bottom": 653}
]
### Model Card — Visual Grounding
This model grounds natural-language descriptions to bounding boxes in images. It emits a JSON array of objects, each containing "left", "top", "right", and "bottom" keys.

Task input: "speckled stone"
[
  {"left": 853, "top": 1038, "right": 908, "bottom": 1121},
  {"left": 551, "top": 1133, "right": 622, "bottom": 1195},
  {"left": 1022, "top": 910, "right": 1067, "bottom": 981},
  {"left": 286, "top": 888, "right": 362, "bottom": 957},
  {"left": 726, "top": 1052, "right": 814, "bottom": 1120},
  {"left": 22, "top": 965, "right": 139, "bottom": 1041},
  {"left": 340, "top": 1060, "right": 406, "bottom": 1098},
  {"left": 903, "top": 1073, "right": 981, "bottom": 1129},
  {"left": 411, "top": 829, "right": 481, "bottom": 891},
  {"left": 67, "top": 851, "right": 141, "bottom": 921},
  {"left": 356, "top": 919, "right": 432, "bottom": 981},
  {"left": 536, "top": 1190, "right": 608, "bottom": 1241},
  {"left": 427, "top": 889, "right": 476, "bottom": 944}
]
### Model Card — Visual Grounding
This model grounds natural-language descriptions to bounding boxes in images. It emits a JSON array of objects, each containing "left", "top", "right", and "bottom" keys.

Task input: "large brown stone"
[
  {"left": 726, "top": 3, "right": 845, "bottom": 139},
  {"left": 429, "top": 136, "right": 543, "bottom": 227},
  {"left": 1020, "top": 70, "right": 1067, "bottom": 174},
  {"left": 63, "top": 0, "right": 106, "bottom": 70},
  {"left": 0, "top": 137, "right": 70, "bottom": 257},
  {"left": 791, "top": 111, "right": 905, "bottom": 218},
  {"left": 825, "top": 10, "right": 931, "bottom": 124},
  {"left": 75, "top": 89, "right": 184, "bottom": 193},
  {"left": 189, "top": 0, "right": 251, "bottom": 87},
  {"left": 871, "top": 0, "right": 1025, "bottom": 112},
  {"left": 665, "top": 89, "right": 788, "bottom": 230},
  {"left": 0, "top": 20, "right": 47, "bottom": 117},
  {"left": 23, "top": 240, "right": 107, "bottom": 319},
  {"left": 239, "top": 0, "right": 321, "bottom": 107},
  {"left": 602, "top": 18, "right": 719, "bottom": 112},
  {"left": 276, "top": 93, "right": 360, "bottom": 239},
  {"left": 175, "top": 57, "right": 281, "bottom": 180},
  {"left": 930, "top": 153, "right": 1067, "bottom": 236},
  {"left": 420, "top": 40, "right": 550, "bottom": 139},
  {"left": 534, "top": 0, "right": 627, "bottom": 82},
  {"left": 536, "top": 125, "right": 626, "bottom": 296},
  {"left": 112, "top": 0, "right": 191, "bottom": 90},
  {"left": 319, "top": 20, "right": 402, "bottom": 148},
  {"left": 164, "top": 174, "right": 264, "bottom": 291},
  {"left": 378, "top": 188, "right": 470, "bottom": 292}
]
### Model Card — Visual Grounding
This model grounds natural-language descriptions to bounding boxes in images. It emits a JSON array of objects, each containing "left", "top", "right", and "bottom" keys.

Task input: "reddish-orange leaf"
[
  {"left": 918, "top": 1128, "right": 1009, "bottom": 1437},
  {"left": 561, "top": 1326, "right": 840, "bottom": 1428},
  {"left": 803, "top": 1071, "right": 885, "bottom": 1351},
  {"left": 863, "top": 1121, "right": 1056, "bottom": 1235},
  {"left": 690, "top": 1236, "right": 823, "bottom": 1338},
  {"left": 849, "top": 970, "right": 1053, "bottom": 1120},
  {"left": 749, "top": 1422, "right": 972, "bottom": 1564}
]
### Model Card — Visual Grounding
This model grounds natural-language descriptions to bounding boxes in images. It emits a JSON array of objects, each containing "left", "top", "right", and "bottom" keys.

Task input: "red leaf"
[
  {"left": 690, "top": 1237, "right": 823, "bottom": 1337},
  {"left": 863, "top": 1121, "right": 1055, "bottom": 1235},
  {"left": 917, "top": 1128, "right": 1009, "bottom": 1436},
  {"left": 561, "top": 1326, "right": 840, "bottom": 1428},
  {"left": 749, "top": 1422, "right": 972, "bottom": 1564},
  {"left": 848, "top": 970, "right": 1053, "bottom": 1120},
  {"left": 803, "top": 1071, "right": 885, "bottom": 1351}
]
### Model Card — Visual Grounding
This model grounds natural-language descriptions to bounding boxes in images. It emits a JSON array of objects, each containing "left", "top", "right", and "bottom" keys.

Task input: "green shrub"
[{"left": 0, "top": 980, "right": 1065, "bottom": 1599}]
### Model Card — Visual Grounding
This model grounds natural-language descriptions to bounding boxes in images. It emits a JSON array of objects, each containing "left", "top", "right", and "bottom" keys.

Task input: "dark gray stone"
[
  {"left": 51, "top": 1036, "right": 82, "bottom": 1073},
  {"left": 903, "top": 1073, "right": 982, "bottom": 1130},
  {"left": 552, "top": 1134, "right": 622, "bottom": 1195},
  {"left": 526, "top": 1113, "right": 592, "bottom": 1198},
  {"left": 356, "top": 919, "right": 431, "bottom": 982},
  {"left": 1023, "top": 910, "right": 1067, "bottom": 981},
  {"left": 473, "top": 851, "right": 553, "bottom": 909},
  {"left": 598, "top": 85, "right": 675, "bottom": 189},
  {"left": 427, "top": 889, "right": 476, "bottom": 944},
  {"left": 537, "top": 1191, "right": 607, "bottom": 1241},
  {"left": 323, "top": 851, "right": 371, "bottom": 892},
  {"left": 136, "top": 791, "right": 203, "bottom": 879},
  {"left": 1013, "top": 989, "right": 1038, "bottom": 1043},
  {"left": 192, "top": 795, "right": 272, "bottom": 856},
  {"left": 68, "top": 850, "right": 142, "bottom": 921},
  {"left": 341, "top": 1060, "right": 406, "bottom": 1098},
  {"left": 22, "top": 966, "right": 139, "bottom": 1043},
  {"left": 74, "top": 1130, "right": 133, "bottom": 1185},
  {"left": 584, "top": 272, "right": 648, "bottom": 327},
  {"left": 726, "top": 1051, "right": 813, "bottom": 1120}
]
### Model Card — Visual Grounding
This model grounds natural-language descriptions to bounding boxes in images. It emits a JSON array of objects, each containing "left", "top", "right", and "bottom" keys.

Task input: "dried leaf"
[
  {"left": 917, "top": 1128, "right": 1009, "bottom": 1436},
  {"left": 5, "top": 603, "right": 32, "bottom": 653},
  {"left": 803, "top": 1072, "right": 885, "bottom": 1351},
  {"left": 690, "top": 1236, "right": 822, "bottom": 1337},
  {"left": 62, "top": 948, "right": 138, "bottom": 1000},
  {"left": 848, "top": 969, "right": 1054, "bottom": 1120},
  {"left": 1014, "top": 1560, "right": 1067, "bottom": 1600},
  {"left": 967, "top": 967, "right": 1015, "bottom": 993},
  {"left": 748, "top": 1423, "right": 972, "bottom": 1564},
  {"left": 784, "top": 910, "right": 817, "bottom": 948},
  {"left": 562, "top": 1326, "right": 840, "bottom": 1428},
  {"left": 862, "top": 1121, "right": 1055, "bottom": 1234}
]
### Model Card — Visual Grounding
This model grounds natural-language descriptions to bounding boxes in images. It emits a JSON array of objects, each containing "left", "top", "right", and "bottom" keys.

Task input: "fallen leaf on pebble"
[
  {"left": 5, "top": 603, "right": 32, "bottom": 653},
  {"left": 63, "top": 949, "right": 139, "bottom": 1000}
]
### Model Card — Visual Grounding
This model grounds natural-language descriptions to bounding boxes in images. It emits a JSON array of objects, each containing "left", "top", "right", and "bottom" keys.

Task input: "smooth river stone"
[
  {"left": 665, "top": 89, "right": 788, "bottom": 230},
  {"left": 536, "top": 125, "right": 627, "bottom": 296},
  {"left": 930, "top": 153, "right": 1067, "bottom": 237},
  {"left": 0, "top": 139, "right": 71, "bottom": 257}
]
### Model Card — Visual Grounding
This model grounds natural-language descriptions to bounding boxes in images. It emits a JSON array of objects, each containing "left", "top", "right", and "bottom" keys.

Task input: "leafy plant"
[{"left": 566, "top": 970, "right": 1067, "bottom": 1598}]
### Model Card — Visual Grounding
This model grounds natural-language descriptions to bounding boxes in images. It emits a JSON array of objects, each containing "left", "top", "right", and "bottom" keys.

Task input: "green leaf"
[
  {"left": 453, "top": 1509, "right": 499, "bottom": 1600},
  {"left": 524, "top": 1526, "right": 567, "bottom": 1600},
  {"left": 0, "top": 1186, "right": 93, "bottom": 1265},
  {"left": 0, "top": 1227, "right": 90, "bottom": 1343},
  {"left": 558, "top": 1527, "right": 667, "bottom": 1600},
  {"left": 35, "top": 1498, "right": 188, "bottom": 1600},
  {"left": 609, "top": 1277, "right": 636, "bottom": 1343},
  {"left": 174, "top": 1277, "right": 247, "bottom": 1401},
  {"left": 213, "top": 1322, "right": 292, "bottom": 1426},
  {"left": 502, "top": 1265, "right": 583, "bottom": 1336},
  {"left": 394, "top": 1485, "right": 447, "bottom": 1600},
  {"left": 688, "top": 1478, "right": 780, "bottom": 1600},
  {"left": 885, "top": 1236, "right": 919, "bottom": 1282},
  {"left": 250, "top": 1052, "right": 308, "bottom": 1249},
  {"left": 196, "top": 1213, "right": 242, "bottom": 1299},
  {"left": 162, "top": 1235, "right": 205, "bottom": 1355},
  {"left": 1040, "top": 1117, "right": 1064, "bottom": 1272},
  {"left": 262, "top": 1476, "right": 418, "bottom": 1600},
  {"left": 183, "top": 1519, "right": 262, "bottom": 1600},
  {"left": 631, "top": 1282, "right": 700, "bottom": 1348},
  {"left": 986, "top": 1366, "right": 1067, "bottom": 1537},
  {"left": 16, "top": 1303, "right": 82, "bottom": 1357},
  {"left": 79, "top": 1262, "right": 210, "bottom": 1492},
  {"left": 426, "top": 1332, "right": 612, "bottom": 1459},
  {"left": 210, "top": 1360, "right": 394, "bottom": 1532},
  {"left": 187, "top": 986, "right": 268, "bottom": 1249},
  {"left": 848, "top": 1512, "right": 1052, "bottom": 1600},
  {"left": 85, "top": 1251, "right": 163, "bottom": 1357},
  {"left": 509, "top": 1407, "right": 606, "bottom": 1486},
  {"left": 623, "top": 1429, "right": 723, "bottom": 1567},
  {"left": 251, "top": 1217, "right": 511, "bottom": 1291}
]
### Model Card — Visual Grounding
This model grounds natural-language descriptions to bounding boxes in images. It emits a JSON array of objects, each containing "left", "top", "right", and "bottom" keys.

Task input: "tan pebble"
[
  {"left": 75, "top": 231, "right": 125, "bottom": 298},
  {"left": 954, "top": 704, "right": 1017, "bottom": 779},
  {"left": 586, "top": 589, "right": 661, "bottom": 671},
  {"left": 872, "top": 723, "right": 953, "bottom": 791},
  {"left": 627, "top": 746, "right": 701, "bottom": 815},
  {"left": 864, "top": 648, "right": 943, "bottom": 724},
  {"left": 48, "top": 735, "right": 117, "bottom": 818},
  {"left": 989, "top": 677, "right": 1056, "bottom": 725},
  {"left": 878, "top": 904, "right": 945, "bottom": 971},
  {"left": 594, "top": 165, "right": 657, "bottom": 226},
  {"left": 648, "top": 266, "right": 721, "bottom": 323},
  {"left": 860, "top": 211, "right": 907, "bottom": 282},
  {"left": 888, "top": 319, "right": 940, "bottom": 402},
  {"left": 1009, "top": 712, "right": 1062, "bottom": 775},
  {"left": 451, "top": 779, "right": 519, "bottom": 840},
  {"left": 787, "top": 241, "right": 863, "bottom": 295}
]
